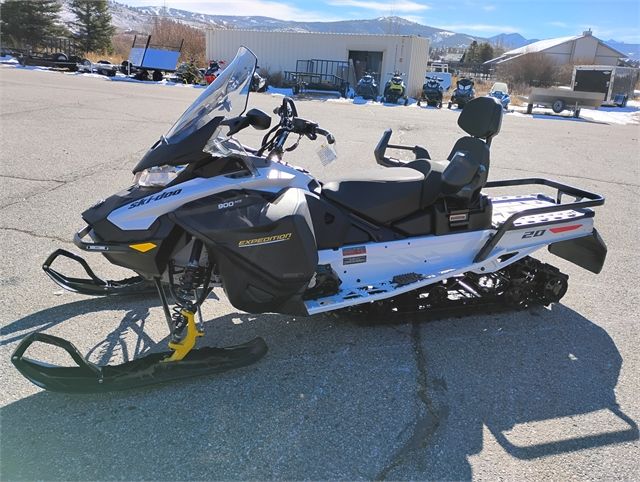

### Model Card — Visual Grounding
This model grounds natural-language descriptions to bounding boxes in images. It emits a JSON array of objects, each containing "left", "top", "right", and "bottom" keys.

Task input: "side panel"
[{"left": 171, "top": 188, "right": 318, "bottom": 315}]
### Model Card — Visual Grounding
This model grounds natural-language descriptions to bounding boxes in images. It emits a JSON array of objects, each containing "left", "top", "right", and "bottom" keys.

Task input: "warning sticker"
[
  {"left": 342, "top": 246, "right": 366, "bottom": 256},
  {"left": 343, "top": 255, "right": 366, "bottom": 265}
]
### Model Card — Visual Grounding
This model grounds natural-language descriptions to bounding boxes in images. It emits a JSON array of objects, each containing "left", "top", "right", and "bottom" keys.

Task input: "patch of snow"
[
  {"left": 0, "top": 55, "right": 19, "bottom": 64},
  {"left": 268, "top": 86, "right": 294, "bottom": 97},
  {"left": 509, "top": 103, "right": 639, "bottom": 125}
]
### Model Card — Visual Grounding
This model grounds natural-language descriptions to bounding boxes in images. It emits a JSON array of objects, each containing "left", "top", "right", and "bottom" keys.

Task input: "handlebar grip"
[{"left": 316, "top": 127, "right": 335, "bottom": 144}]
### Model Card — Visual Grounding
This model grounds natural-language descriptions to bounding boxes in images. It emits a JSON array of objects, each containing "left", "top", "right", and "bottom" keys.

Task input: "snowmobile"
[
  {"left": 449, "top": 78, "right": 475, "bottom": 109},
  {"left": 13, "top": 47, "right": 607, "bottom": 393},
  {"left": 250, "top": 71, "right": 267, "bottom": 92},
  {"left": 417, "top": 76, "right": 444, "bottom": 108},
  {"left": 204, "top": 60, "right": 224, "bottom": 85},
  {"left": 488, "top": 82, "right": 510, "bottom": 110},
  {"left": 383, "top": 72, "right": 408, "bottom": 105},
  {"left": 355, "top": 72, "right": 379, "bottom": 100}
]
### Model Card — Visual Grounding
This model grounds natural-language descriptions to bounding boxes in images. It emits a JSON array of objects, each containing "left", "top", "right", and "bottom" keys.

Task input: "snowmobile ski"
[
  {"left": 43, "top": 249, "right": 157, "bottom": 296},
  {"left": 11, "top": 332, "right": 267, "bottom": 393}
]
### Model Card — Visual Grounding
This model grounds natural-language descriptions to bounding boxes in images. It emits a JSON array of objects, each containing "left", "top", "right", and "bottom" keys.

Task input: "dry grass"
[
  {"left": 150, "top": 17, "right": 206, "bottom": 66},
  {"left": 98, "top": 19, "right": 207, "bottom": 67}
]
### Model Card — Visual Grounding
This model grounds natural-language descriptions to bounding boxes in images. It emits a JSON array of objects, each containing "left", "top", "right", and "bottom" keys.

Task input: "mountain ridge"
[{"left": 71, "top": 1, "right": 638, "bottom": 59}]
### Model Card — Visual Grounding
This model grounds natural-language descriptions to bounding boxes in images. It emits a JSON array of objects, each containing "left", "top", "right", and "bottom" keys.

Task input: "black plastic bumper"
[{"left": 42, "top": 249, "right": 157, "bottom": 296}]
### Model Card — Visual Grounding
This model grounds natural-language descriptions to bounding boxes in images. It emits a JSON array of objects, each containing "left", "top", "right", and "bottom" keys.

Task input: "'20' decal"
[{"left": 522, "top": 229, "right": 546, "bottom": 239}]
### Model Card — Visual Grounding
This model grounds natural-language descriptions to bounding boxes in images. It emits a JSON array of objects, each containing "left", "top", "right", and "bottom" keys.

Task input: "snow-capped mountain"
[
  {"left": 487, "top": 33, "right": 538, "bottom": 49},
  {"left": 102, "top": 2, "right": 482, "bottom": 47},
  {"left": 59, "top": 1, "right": 637, "bottom": 57}
]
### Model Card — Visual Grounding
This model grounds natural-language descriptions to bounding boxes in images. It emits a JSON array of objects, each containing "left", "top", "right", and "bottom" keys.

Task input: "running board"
[
  {"left": 305, "top": 268, "right": 458, "bottom": 315},
  {"left": 12, "top": 332, "right": 267, "bottom": 393}
]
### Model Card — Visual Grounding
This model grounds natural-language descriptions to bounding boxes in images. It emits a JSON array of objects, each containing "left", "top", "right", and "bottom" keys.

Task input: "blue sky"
[{"left": 122, "top": 0, "right": 640, "bottom": 42}]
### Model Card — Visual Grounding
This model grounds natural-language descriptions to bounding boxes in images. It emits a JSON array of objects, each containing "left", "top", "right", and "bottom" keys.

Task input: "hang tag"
[{"left": 316, "top": 142, "right": 337, "bottom": 166}]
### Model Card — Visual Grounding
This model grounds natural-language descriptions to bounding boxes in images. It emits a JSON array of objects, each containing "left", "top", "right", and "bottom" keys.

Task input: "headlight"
[{"left": 133, "top": 165, "right": 181, "bottom": 187}]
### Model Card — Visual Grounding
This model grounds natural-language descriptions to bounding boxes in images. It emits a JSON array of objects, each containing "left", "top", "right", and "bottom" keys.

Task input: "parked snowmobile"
[
  {"left": 204, "top": 60, "right": 224, "bottom": 85},
  {"left": 488, "top": 82, "right": 510, "bottom": 110},
  {"left": 355, "top": 72, "right": 379, "bottom": 100},
  {"left": 13, "top": 47, "right": 607, "bottom": 393},
  {"left": 383, "top": 72, "right": 408, "bottom": 105},
  {"left": 417, "top": 76, "right": 443, "bottom": 108},
  {"left": 250, "top": 71, "right": 267, "bottom": 92},
  {"left": 449, "top": 78, "right": 475, "bottom": 109}
]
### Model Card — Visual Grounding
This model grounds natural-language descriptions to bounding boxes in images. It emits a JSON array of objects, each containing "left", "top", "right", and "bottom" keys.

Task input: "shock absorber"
[
  {"left": 163, "top": 239, "right": 209, "bottom": 361},
  {"left": 170, "top": 240, "right": 205, "bottom": 342}
]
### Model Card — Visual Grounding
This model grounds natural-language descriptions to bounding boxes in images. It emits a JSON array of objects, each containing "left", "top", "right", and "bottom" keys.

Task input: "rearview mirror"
[{"left": 246, "top": 108, "right": 271, "bottom": 130}]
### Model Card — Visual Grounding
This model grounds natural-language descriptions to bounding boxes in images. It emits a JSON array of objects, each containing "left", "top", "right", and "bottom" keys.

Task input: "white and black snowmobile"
[{"left": 13, "top": 47, "right": 607, "bottom": 393}]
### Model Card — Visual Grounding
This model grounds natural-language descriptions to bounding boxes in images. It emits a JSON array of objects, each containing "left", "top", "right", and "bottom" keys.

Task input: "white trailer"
[
  {"left": 526, "top": 87, "right": 603, "bottom": 117},
  {"left": 571, "top": 65, "right": 639, "bottom": 107}
]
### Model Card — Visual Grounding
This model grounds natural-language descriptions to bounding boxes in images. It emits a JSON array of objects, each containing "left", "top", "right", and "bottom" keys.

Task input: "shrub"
[{"left": 498, "top": 52, "right": 558, "bottom": 87}]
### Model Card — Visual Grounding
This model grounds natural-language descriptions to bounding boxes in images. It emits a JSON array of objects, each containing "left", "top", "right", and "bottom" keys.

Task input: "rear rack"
[{"left": 475, "top": 178, "right": 605, "bottom": 262}]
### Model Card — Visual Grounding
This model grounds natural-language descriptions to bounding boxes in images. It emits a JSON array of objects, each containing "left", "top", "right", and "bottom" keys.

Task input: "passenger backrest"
[
  {"left": 445, "top": 97, "right": 502, "bottom": 205},
  {"left": 457, "top": 97, "right": 503, "bottom": 141}
]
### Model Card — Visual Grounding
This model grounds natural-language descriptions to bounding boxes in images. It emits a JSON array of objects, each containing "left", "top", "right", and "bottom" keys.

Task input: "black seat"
[
  {"left": 323, "top": 97, "right": 503, "bottom": 226},
  {"left": 322, "top": 168, "right": 425, "bottom": 224}
]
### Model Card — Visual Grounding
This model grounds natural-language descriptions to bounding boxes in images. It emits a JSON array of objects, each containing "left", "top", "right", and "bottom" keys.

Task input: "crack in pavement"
[
  {"left": 0, "top": 150, "right": 145, "bottom": 212},
  {"left": 374, "top": 322, "right": 448, "bottom": 480},
  {"left": 0, "top": 226, "right": 73, "bottom": 244},
  {"left": 0, "top": 174, "right": 65, "bottom": 183}
]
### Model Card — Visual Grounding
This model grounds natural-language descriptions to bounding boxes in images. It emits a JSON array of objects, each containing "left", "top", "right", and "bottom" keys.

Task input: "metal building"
[
  {"left": 484, "top": 30, "right": 625, "bottom": 67},
  {"left": 206, "top": 29, "right": 430, "bottom": 96}
]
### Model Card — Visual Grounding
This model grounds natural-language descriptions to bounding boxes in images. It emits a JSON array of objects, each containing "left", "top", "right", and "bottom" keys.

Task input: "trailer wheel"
[
  {"left": 152, "top": 70, "right": 163, "bottom": 82},
  {"left": 574, "top": 108, "right": 581, "bottom": 118},
  {"left": 552, "top": 99, "right": 565, "bottom": 113},
  {"left": 526, "top": 103, "right": 533, "bottom": 114}
]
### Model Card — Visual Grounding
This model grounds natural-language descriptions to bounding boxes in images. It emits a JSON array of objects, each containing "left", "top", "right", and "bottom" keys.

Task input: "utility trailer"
[
  {"left": 284, "top": 59, "right": 352, "bottom": 98},
  {"left": 8, "top": 37, "right": 83, "bottom": 71},
  {"left": 525, "top": 87, "right": 603, "bottom": 117},
  {"left": 571, "top": 65, "right": 640, "bottom": 107},
  {"left": 125, "top": 35, "right": 183, "bottom": 81}
]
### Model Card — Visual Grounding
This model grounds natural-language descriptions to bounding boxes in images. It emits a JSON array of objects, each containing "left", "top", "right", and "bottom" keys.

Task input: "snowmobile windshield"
[
  {"left": 164, "top": 47, "right": 257, "bottom": 145},
  {"left": 491, "top": 82, "right": 508, "bottom": 94}
]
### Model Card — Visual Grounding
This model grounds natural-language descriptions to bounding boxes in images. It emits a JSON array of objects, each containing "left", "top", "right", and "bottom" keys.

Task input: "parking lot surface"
[{"left": 1, "top": 66, "right": 639, "bottom": 480}]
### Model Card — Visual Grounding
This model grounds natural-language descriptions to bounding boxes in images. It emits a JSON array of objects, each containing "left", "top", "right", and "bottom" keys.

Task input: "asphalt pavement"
[{"left": 1, "top": 66, "right": 639, "bottom": 481}]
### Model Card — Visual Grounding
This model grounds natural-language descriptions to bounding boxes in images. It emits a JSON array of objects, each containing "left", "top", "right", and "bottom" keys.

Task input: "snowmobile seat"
[{"left": 322, "top": 168, "right": 425, "bottom": 224}]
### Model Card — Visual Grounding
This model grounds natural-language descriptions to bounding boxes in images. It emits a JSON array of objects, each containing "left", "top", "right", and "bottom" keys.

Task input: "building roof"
[{"left": 484, "top": 32, "right": 626, "bottom": 65}]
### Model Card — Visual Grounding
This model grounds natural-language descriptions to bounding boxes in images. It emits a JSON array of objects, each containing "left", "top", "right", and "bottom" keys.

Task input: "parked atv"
[
  {"left": 488, "top": 81, "right": 510, "bottom": 110},
  {"left": 417, "top": 76, "right": 443, "bottom": 108},
  {"left": 448, "top": 78, "right": 475, "bottom": 109},
  {"left": 15, "top": 47, "right": 607, "bottom": 393},
  {"left": 355, "top": 72, "right": 378, "bottom": 100},
  {"left": 383, "top": 72, "right": 408, "bottom": 105}
]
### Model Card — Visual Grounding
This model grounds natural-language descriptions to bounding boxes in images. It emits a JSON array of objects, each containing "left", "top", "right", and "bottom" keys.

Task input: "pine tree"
[
  {"left": 0, "top": 0, "right": 65, "bottom": 48},
  {"left": 478, "top": 42, "right": 495, "bottom": 63},
  {"left": 70, "top": 0, "right": 115, "bottom": 53},
  {"left": 464, "top": 41, "right": 479, "bottom": 65}
]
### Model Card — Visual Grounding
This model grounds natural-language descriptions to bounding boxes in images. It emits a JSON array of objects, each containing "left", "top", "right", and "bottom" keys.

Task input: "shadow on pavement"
[
  {"left": 1, "top": 298, "right": 637, "bottom": 480},
  {"left": 388, "top": 303, "right": 639, "bottom": 480}
]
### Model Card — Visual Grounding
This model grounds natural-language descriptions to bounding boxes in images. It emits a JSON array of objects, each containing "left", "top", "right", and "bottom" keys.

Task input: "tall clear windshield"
[{"left": 164, "top": 47, "right": 257, "bottom": 144}]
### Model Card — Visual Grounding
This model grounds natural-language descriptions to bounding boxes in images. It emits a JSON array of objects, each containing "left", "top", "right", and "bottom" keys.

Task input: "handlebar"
[{"left": 258, "top": 97, "right": 335, "bottom": 158}]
